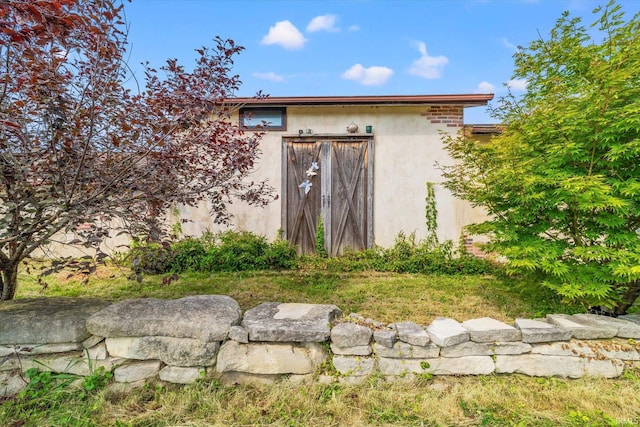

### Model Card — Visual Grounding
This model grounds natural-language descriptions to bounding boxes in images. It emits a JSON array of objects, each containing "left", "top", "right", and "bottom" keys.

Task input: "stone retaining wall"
[{"left": 1, "top": 296, "right": 639, "bottom": 397}]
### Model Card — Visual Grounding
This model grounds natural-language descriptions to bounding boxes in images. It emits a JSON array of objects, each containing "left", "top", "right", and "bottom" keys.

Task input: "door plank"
[
  {"left": 331, "top": 141, "right": 367, "bottom": 255},
  {"left": 285, "top": 141, "right": 322, "bottom": 254}
]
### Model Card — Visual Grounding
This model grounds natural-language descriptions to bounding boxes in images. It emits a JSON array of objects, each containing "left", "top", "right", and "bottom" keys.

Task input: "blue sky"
[{"left": 123, "top": 0, "right": 640, "bottom": 123}]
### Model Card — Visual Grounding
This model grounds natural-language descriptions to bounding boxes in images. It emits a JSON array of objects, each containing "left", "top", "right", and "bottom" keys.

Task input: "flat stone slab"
[
  {"left": 440, "top": 341, "right": 531, "bottom": 357},
  {"left": 373, "top": 341, "right": 440, "bottom": 359},
  {"left": 427, "top": 318, "right": 469, "bottom": 347},
  {"left": 216, "top": 341, "right": 325, "bottom": 375},
  {"left": 331, "top": 322, "right": 372, "bottom": 348},
  {"left": 570, "top": 314, "right": 640, "bottom": 339},
  {"left": 1, "top": 370, "right": 27, "bottom": 397},
  {"left": 1, "top": 352, "right": 112, "bottom": 376},
  {"left": 114, "top": 360, "right": 162, "bottom": 383},
  {"left": 530, "top": 339, "right": 640, "bottom": 361},
  {"left": 619, "top": 314, "right": 640, "bottom": 325},
  {"left": 546, "top": 314, "right": 616, "bottom": 339},
  {"left": 106, "top": 336, "right": 219, "bottom": 367},
  {"left": 333, "top": 355, "right": 376, "bottom": 376},
  {"left": 378, "top": 356, "right": 495, "bottom": 376},
  {"left": 0, "top": 298, "right": 111, "bottom": 344},
  {"left": 159, "top": 366, "right": 205, "bottom": 384},
  {"left": 373, "top": 329, "right": 396, "bottom": 348},
  {"left": 495, "top": 354, "right": 624, "bottom": 378},
  {"left": 330, "top": 343, "right": 372, "bottom": 356},
  {"left": 391, "top": 321, "right": 430, "bottom": 346},
  {"left": 86, "top": 295, "right": 241, "bottom": 341},
  {"left": 515, "top": 318, "right": 572, "bottom": 343},
  {"left": 461, "top": 317, "right": 521, "bottom": 342},
  {"left": 242, "top": 302, "right": 341, "bottom": 342},
  {"left": 0, "top": 342, "right": 82, "bottom": 356}
]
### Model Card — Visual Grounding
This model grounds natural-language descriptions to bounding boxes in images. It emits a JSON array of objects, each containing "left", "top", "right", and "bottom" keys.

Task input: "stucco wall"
[{"left": 179, "top": 104, "right": 488, "bottom": 248}]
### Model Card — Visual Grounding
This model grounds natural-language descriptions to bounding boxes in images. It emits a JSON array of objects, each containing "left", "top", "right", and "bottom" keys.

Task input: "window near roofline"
[{"left": 240, "top": 107, "right": 287, "bottom": 131}]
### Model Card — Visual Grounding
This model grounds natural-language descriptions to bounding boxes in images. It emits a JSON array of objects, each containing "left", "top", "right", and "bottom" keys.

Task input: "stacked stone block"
[
  {"left": 85, "top": 295, "right": 241, "bottom": 385},
  {"left": 2, "top": 296, "right": 640, "bottom": 397},
  {"left": 330, "top": 314, "right": 640, "bottom": 383},
  {"left": 215, "top": 302, "right": 342, "bottom": 385},
  {"left": 0, "top": 298, "right": 112, "bottom": 396}
]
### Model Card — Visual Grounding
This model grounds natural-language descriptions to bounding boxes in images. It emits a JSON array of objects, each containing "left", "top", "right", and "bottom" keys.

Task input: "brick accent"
[
  {"left": 421, "top": 105, "right": 463, "bottom": 128},
  {"left": 462, "top": 236, "right": 488, "bottom": 258}
]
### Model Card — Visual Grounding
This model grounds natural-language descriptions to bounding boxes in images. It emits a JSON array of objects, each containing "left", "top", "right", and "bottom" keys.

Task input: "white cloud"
[
  {"left": 507, "top": 78, "right": 528, "bottom": 91},
  {"left": 409, "top": 41, "right": 448, "bottom": 79},
  {"left": 342, "top": 64, "right": 394, "bottom": 86},
  {"left": 307, "top": 14, "right": 339, "bottom": 33},
  {"left": 475, "top": 81, "right": 495, "bottom": 94},
  {"left": 500, "top": 37, "right": 518, "bottom": 51},
  {"left": 252, "top": 72, "right": 286, "bottom": 83},
  {"left": 260, "top": 20, "right": 307, "bottom": 50},
  {"left": 348, "top": 24, "right": 360, "bottom": 32}
]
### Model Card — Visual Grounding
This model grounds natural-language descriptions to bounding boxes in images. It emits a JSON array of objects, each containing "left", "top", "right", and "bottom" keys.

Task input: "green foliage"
[
  {"left": 442, "top": 1, "right": 640, "bottom": 314},
  {"left": 317, "top": 383, "right": 342, "bottom": 404},
  {"left": 127, "top": 228, "right": 494, "bottom": 277},
  {"left": 262, "top": 238, "right": 300, "bottom": 270},
  {"left": 19, "top": 368, "right": 77, "bottom": 399},
  {"left": 128, "top": 230, "right": 298, "bottom": 276},
  {"left": 303, "top": 232, "right": 496, "bottom": 275},
  {"left": 199, "top": 230, "right": 270, "bottom": 272},
  {"left": 127, "top": 239, "right": 173, "bottom": 281},
  {"left": 3, "top": 365, "right": 112, "bottom": 426},
  {"left": 315, "top": 215, "right": 328, "bottom": 258},
  {"left": 81, "top": 366, "right": 113, "bottom": 392},
  {"left": 425, "top": 181, "right": 439, "bottom": 247},
  {"left": 167, "top": 238, "right": 208, "bottom": 272}
]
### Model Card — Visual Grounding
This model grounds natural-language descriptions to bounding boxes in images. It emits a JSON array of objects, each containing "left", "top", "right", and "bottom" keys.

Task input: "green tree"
[{"left": 442, "top": 1, "right": 640, "bottom": 314}]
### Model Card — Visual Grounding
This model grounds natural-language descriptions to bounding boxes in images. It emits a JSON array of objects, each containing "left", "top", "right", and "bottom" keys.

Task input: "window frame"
[{"left": 239, "top": 107, "right": 287, "bottom": 131}]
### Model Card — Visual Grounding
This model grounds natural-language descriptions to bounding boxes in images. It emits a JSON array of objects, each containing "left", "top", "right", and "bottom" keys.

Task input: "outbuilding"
[{"left": 176, "top": 94, "right": 494, "bottom": 255}]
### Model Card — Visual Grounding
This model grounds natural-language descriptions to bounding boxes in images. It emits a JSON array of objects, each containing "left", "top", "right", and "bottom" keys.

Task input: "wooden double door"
[{"left": 282, "top": 136, "right": 374, "bottom": 256}]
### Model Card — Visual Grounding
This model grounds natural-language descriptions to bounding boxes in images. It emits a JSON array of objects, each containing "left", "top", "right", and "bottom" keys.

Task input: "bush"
[
  {"left": 300, "top": 232, "right": 497, "bottom": 275},
  {"left": 263, "top": 238, "right": 299, "bottom": 270},
  {"left": 128, "top": 230, "right": 298, "bottom": 276},
  {"left": 128, "top": 240, "right": 172, "bottom": 277},
  {"left": 214, "top": 230, "right": 270, "bottom": 271},
  {"left": 166, "top": 238, "right": 207, "bottom": 272},
  {"left": 126, "top": 229, "right": 495, "bottom": 278}
]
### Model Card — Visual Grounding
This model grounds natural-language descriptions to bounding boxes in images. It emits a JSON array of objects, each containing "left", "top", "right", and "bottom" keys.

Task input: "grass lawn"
[
  {"left": 16, "top": 263, "right": 586, "bottom": 323},
  {"left": 2, "top": 263, "right": 639, "bottom": 426}
]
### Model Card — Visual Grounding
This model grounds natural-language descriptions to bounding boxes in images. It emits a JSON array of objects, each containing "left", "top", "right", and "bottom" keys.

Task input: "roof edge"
[{"left": 224, "top": 94, "right": 493, "bottom": 107}]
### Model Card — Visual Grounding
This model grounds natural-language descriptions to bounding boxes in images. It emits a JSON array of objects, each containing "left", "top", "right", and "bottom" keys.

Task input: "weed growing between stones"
[{"left": 1, "top": 363, "right": 113, "bottom": 426}]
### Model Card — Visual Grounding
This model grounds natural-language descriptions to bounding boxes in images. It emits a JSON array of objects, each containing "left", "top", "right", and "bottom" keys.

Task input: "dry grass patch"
[{"left": 84, "top": 372, "right": 640, "bottom": 426}]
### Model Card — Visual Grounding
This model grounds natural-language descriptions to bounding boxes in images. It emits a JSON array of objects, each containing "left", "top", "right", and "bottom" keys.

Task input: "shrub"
[
  {"left": 165, "top": 238, "right": 207, "bottom": 272},
  {"left": 128, "top": 240, "right": 172, "bottom": 280},
  {"left": 214, "top": 230, "right": 270, "bottom": 271},
  {"left": 126, "top": 228, "right": 495, "bottom": 278},
  {"left": 300, "top": 232, "right": 497, "bottom": 275},
  {"left": 263, "top": 238, "right": 299, "bottom": 270},
  {"left": 127, "top": 230, "right": 298, "bottom": 275}
]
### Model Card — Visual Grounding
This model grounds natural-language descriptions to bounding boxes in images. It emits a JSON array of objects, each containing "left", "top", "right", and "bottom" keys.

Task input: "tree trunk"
[
  {"left": 0, "top": 262, "right": 18, "bottom": 301},
  {"left": 614, "top": 281, "right": 640, "bottom": 316}
]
